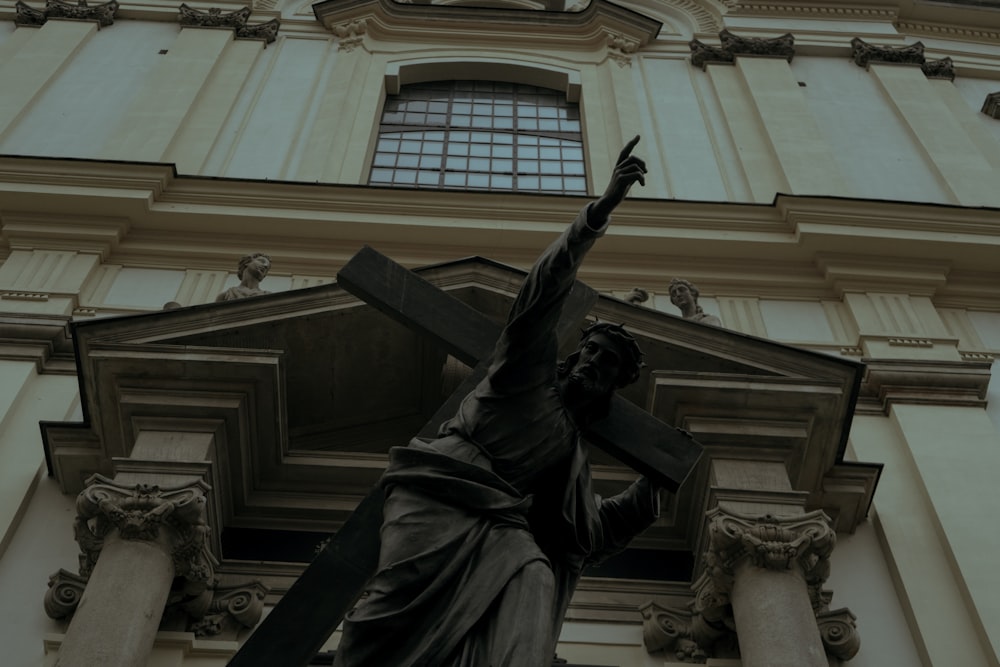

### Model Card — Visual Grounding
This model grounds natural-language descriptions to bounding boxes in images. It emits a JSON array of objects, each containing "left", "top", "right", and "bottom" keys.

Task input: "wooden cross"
[{"left": 228, "top": 246, "right": 703, "bottom": 667}]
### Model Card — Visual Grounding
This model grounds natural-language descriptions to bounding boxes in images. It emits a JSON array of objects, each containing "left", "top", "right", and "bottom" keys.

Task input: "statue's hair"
[
  {"left": 238, "top": 252, "right": 271, "bottom": 280},
  {"left": 557, "top": 322, "right": 645, "bottom": 389},
  {"left": 669, "top": 277, "right": 704, "bottom": 315}
]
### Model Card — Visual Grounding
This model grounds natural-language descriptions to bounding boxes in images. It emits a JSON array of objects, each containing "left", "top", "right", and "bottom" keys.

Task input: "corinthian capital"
[
  {"left": 703, "top": 508, "right": 835, "bottom": 594},
  {"left": 74, "top": 475, "right": 215, "bottom": 585}
]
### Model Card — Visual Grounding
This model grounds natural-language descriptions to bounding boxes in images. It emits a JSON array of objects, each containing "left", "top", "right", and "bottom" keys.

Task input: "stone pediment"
[{"left": 42, "top": 253, "right": 878, "bottom": 585}]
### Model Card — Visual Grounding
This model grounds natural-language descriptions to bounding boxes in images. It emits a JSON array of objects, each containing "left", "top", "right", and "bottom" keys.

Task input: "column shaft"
[
  {"left": 730, "top": 559, "right": 827, "bottom": 667},
  {"left": 54, "top": 532, "right": 175, "bottom": 667}
]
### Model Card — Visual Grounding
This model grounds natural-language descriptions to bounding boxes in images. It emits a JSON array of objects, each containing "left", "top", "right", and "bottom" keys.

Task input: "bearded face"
[{"left": 563, "top": 332, "right": 623, "bottom": 403}]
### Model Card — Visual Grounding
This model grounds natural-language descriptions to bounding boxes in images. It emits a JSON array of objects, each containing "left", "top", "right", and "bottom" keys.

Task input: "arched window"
[{"left": 369, "top": 80, "right": 586, "bottom": 193}]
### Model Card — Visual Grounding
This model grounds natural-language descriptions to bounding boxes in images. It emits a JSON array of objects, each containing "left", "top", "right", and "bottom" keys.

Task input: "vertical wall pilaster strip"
[
  {"left": 294, "top": 40, "right": 348, "bottom": 182},
  {"left": 0, "top": 20, "right": 97, "bottom": 141},
  {"left": 705, "top": 64, "right": 787, "bottom": 203},
  {"left": 175, "top": 270, "right": 230, "bottom": 306},
  {"left": 736, "top": 57, "right": 848, "bottom": 195},
  {"left": 579, "top": 64, "right": 615, "bottom": 195},
  {"left": 163, "top": 39, "right": 264, "bottom": 175},
  {"left": 868, "top": 64, "right": 1000, "bottom": 207},
  {"left": 104, "top": 28, "right": 234, "bottom": 162},
  {"left": 931, "top": 79, "right": 1000, "bottom": 173},
  {"left": 717, "top": 296, "right": 766, "bottom": 336},
  {"left": 318, "top": 50, "right": 380, "bottom": 184}
]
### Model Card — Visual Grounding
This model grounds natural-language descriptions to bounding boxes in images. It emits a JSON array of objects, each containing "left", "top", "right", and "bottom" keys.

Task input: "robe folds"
[{"left": 333, "top": 206, "right": 660, "bottom": 667}]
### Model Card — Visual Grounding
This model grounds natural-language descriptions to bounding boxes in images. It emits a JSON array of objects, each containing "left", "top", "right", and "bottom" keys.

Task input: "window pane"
[{"left": 370, "top": 80, "right": 586, "bottom": 193}]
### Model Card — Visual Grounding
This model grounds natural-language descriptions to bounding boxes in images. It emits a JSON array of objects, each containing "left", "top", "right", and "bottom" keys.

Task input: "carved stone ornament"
[
  {"left": 44, "top": 568, "right": 89, "bottom": 619},
  {"left": 982, "top": 91, "right": 1000, "bottom": 118},
  {"left": 332, "top": 19, "right": 366, "bottom": 52},
  {"left": 14, "top": 0, "right": 119, "bottom": 27},
  {"left": 816, "top": 607, "right": 861, "bottom": 660},
  {"left": 186, "top": 580, "right": 269, "bottom": 638},
  {"left": 704, "top": 508, "right": 835, "bottom": 582},
  {"left": 690, "top": 29, "right": 795, "bottom": 68},
  {"left": 639, "top": 601, "right": 708, "bottom": 663},
  {"left": 177, "top": 3, "right": 280, "bottom": 44},
  {"left": 921, "top": 57, "right": 955, "bottom": 81},
  {"left": 606, "top": 31, "right": 640, "bottom": 67},
  {"left": 74, "top": 474, "right": 216, "bottom": 586},
  {"left": 850, "top": 37, "right": 953, "bottom": 79}
]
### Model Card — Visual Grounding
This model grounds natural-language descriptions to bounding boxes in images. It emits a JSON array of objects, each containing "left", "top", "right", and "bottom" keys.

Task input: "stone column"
[
  {"left": 695, "top": 507, "right": 856, "bottom": 667},
  {"left": 50, "top": 475, "right": 215, "bottom": 667}
]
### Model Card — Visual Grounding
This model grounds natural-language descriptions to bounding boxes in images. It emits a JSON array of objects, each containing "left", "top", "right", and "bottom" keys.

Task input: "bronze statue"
[
  {"left": 333, "top": 137, "right": 661, "bottom": 667},
  {"left": 215, "top": 252, "right": 271, "bottom": 302},
  {"left": 669, "top": 277, "right": 721, "bottom": 326}
]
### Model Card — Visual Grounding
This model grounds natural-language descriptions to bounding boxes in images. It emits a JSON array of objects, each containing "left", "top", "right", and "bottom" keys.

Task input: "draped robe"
[{"left": 333, "top": 205, "right": 660, "bottom": 667}]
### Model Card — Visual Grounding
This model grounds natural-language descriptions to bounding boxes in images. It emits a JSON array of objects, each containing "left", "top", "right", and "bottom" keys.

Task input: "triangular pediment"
[{"left": 43, "top": 253, "right": 876, "bottom": 586}]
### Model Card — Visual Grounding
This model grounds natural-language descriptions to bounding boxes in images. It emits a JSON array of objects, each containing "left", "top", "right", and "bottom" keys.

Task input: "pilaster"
[
  {"left": 0, "top": 20, "right": 98, "bottom": 141},
  {"left": 851, "top": 38, "right": 1000, "bottom": 206},
  {"left": 734, "top": 57, "right": 847, "bottom": 196},
  {"left": 294, "top": 35, "right": 368, "bottom": 183},
  {"left": 103, "top": 26, "right": 235, "bottom": 162},
  {"left": 162, "top": 37, "right": 266, "bottom": 175}
]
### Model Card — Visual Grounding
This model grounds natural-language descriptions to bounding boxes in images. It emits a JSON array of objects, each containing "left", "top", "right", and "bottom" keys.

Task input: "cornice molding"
[
  {"left": 850, "top": 37, "right": 955, "bottom": 80},
  {"left": 0, "top": 313, "right": 76, "bottom": 373},
  {"left": 312, "top": 0, "right": 662, "bottom": 51},
  {"left": 1, "top": 158, "right": 999, "bottom": 294},
  {"left": 859, "top": 357, "right": 992, "bottom": 413}
]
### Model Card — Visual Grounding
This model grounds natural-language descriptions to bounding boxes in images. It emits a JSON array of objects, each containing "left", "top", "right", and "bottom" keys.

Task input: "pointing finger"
[{"left": 616, "top": 135, "right": 641, "bottom": 165}]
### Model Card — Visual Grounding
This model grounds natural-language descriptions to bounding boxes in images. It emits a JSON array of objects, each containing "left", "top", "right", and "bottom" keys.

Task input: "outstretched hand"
[{"left": 591, "top": 135, "right": 646, "bottom": 224}]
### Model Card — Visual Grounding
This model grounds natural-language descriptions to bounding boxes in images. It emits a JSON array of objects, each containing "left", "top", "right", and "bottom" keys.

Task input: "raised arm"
[{"left": 488, "top": 137, "right": 647, "bottom": 393}]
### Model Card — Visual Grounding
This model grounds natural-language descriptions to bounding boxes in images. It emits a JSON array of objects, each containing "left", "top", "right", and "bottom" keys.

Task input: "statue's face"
[
  {"left": 567, "top": 332, "right": 623, "bottom": 398},
  {"left": 670, "top": 283, "right": 693, "bottom": 309},
  {"left": 246, "top": 255, "right": 270, "bottom": 280}
]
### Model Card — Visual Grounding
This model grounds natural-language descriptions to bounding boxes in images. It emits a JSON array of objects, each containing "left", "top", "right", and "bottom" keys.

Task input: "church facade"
[{"left": 0, "top": 0, "right": 998, "bottom": 665}]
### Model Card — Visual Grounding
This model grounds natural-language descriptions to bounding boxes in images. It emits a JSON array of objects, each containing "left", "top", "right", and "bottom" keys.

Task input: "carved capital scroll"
[
  {"left": 74, "top": 474, "right": 215, "bottom": 586},
  {"left": 690, "top": 29, "right": 794, "bottom": 68},
  {"left": 639, "top": 601, "right": 708, "bottom": 663},
  {"left": 14, "top": 0, "right": 119, "bottom": 27},
  {"left": 983, "top": 91, "right": 1000, "bottom": 118},
  {"left": 817, "top": 607, "right": 861, "bottom": 660},
  {"left": 187, "top": 580, "right": 269, "bottom": 638},
  {"left": 177, "top": 3, "right": 280, "bottom": 43},
  {"left": 44, "top": 568, "right": 89, "bottom": 619}
]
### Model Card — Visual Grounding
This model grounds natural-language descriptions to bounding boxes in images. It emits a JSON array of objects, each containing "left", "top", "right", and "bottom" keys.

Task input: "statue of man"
[
  {"left": 669, "top": 277, "right": 721, "bottom": 327},
  {"left": 334, "top": 137, "right": 661, "bottom": 667},
  {"left": 215, "top": 252, "right": 271, "bottom": 302}
]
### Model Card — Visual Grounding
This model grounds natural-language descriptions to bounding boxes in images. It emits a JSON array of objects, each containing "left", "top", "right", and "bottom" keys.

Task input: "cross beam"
[{"left": 228, "top": 246, "right": 703, "bottom": 667}]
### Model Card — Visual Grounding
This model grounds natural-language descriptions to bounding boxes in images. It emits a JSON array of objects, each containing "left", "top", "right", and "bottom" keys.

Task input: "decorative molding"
[
  {"left": 14, "top": 0, "right": 119, "bottom": 27},
  {"left": 723, "top": 1, "right": 897, "bottom": 21},
  {"left": 312, "top": 0, "right": 662, "bottom": 52},
  {"left": 887, "top": 337, "right": 934, "bottom": 347},
  {"left": 332, "top": 18, "right": 366, "bottom": 52},
  {"left": 177, "top": 4, "right": 280, "bottom": 43},
  {"left": 74, "top": 475, "right": 216, "bottom": 586},
  {"left": 895, "top": 21, "right": 1000, "bottom": 44},
  {"left": 1, "top": 291, "right": 49, "bottom": 301},
  {"left": 690, "top": 29, "right": 795, "bottom": 68},
  {"left": 0, "top": 313, "right": 76, "bottom": 374},
  {"left": 44, "top": 569, "right": 89, "bottom": 620},
  {"left": 850, "top": 37, "right": 955, "bottom": 80},
  {"left": 981, "top": 91, "right": 1000, "bottom": 119}
]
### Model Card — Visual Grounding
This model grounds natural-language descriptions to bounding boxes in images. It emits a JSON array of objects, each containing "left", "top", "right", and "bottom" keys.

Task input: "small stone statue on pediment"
[
  {"left": 216, "top": 253, "right": 271, "bottom": 302},
  {"left": 669, "top": 278, "right": 721, "bottom": 327}
]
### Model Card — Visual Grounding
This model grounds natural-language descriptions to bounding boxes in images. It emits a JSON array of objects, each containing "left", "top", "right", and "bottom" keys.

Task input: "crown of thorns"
[{"left": 574, "top": 321, "right": 645, "bottom": 387}]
